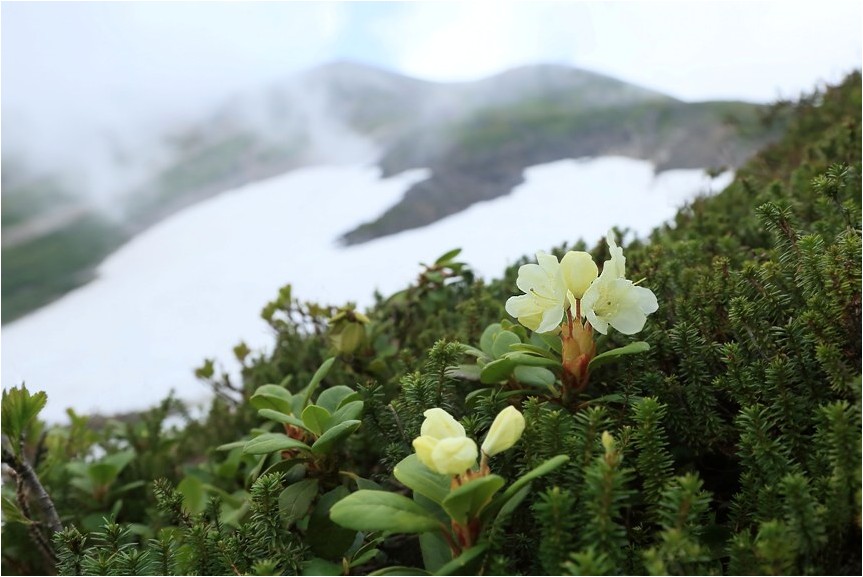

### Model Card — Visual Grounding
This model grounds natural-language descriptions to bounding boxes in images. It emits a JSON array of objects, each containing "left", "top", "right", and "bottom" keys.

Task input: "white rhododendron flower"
[
  {"left": 505, "top": 251, "right": 566, "bottom": 333},
  {"left": 581, "top": 232, "right": 658, "bottom": 335},
  {"left": 413, "top": 408, "right": 478, "bottom": 475},
  {"left": 505, "top": 251, "right": 598, "bottom": 333},
  {"left": 481, "top": 406, "right": 526, "bottom": 456}
]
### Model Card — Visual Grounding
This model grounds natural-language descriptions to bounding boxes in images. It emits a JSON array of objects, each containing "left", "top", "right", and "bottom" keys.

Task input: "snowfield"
[{"left": 1, "top": 158, "right": 732, "bottom": 421}]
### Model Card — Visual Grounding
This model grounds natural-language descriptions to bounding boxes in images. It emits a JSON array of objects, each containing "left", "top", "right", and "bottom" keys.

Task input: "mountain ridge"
[{"left": 1, "top": 60, "right": 783, "bottom": 322}]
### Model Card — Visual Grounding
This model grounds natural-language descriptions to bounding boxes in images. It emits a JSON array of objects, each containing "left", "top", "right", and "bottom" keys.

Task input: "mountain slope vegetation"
[{"left": 2, "top": 71, "right": 859, "bottom": 575}]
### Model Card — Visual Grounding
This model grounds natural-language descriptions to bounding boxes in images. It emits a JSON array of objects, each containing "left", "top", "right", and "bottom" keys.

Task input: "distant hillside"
[
  {"left": 1, "top": 61, "right": 783, "bottom": 322},
  {"left": 112, "top": 61, "right": 780, "bottom": 246}
]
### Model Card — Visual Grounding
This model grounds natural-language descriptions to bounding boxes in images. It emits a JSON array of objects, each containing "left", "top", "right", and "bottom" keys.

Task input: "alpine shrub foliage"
[{"left": 2, "top": 73, "right": 860, "bottom": 576}]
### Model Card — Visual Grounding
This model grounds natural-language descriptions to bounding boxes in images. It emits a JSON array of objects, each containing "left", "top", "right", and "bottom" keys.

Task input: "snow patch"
[{"left": 1, "top": 158, "right": 732, "bottom": 422}]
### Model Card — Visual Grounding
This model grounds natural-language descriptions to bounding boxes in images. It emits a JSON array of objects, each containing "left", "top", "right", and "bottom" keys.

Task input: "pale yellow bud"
[
  {"left": 560, "top": 251, "right": 598, "bottom": 300},
  {"left": 412, "top": 435, "right": 439, "bottom": 471},
  {"left": 430, "top": 437, "right": 478, "bottom": 475},
  {"left": 420, "top": 408, "right": 465, "bottom": 440},
  {"left": 481, "top": 406, "right": 526, "bottom": 456}
]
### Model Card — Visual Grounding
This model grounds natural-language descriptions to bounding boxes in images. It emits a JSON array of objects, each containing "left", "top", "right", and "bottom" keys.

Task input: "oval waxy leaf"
[
  {"left": 441, "top": 475, "right": 505, "bottom": 525},
  {"left": 330, "top": 490, "right": 442, "bottom": 534},
  {"left": 316, "top": 385, "right": 356, "bottom": 414},
  {"left": 588, "top": 341, "right": 650, "bottom": 371},
  {"left": 279, "top": 478, "right": 319, "bottom": 524},
  {"left": 512, "top": 366, "right": 557, "bottom": 388},
  {"left": 250, "top": 384, "right": 294, "bottom": 414},
  {"left": 479, "top": 358, "right": 516, "bottom": 384},
  {"left": 393, "top": 454, "right": 450, "bottom": 504},
  {"left": 491, "top": 330, "right": 521, "bottom": 359},
  {"left": 258, "top": 408, "right": 306, "bottom": 429},
  {"left": 302, "top": 405, "right": 331, "bottom": 436},
  {"left": 243, "top": 433, "right": 310, "bottom": 455},
  {"left": 311, "top": 420, "right": 361, "bottom": 455},
  {"left": 479, "top": 324, "right": 503, "bottom": 357},
  {"left": 328, "top": 401, "right": 363, "bottom": 429}
]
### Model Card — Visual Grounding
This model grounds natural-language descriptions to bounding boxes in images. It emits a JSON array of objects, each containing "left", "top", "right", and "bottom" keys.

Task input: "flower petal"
[
  {"left": 536, "top": 303, "right": 564, "bottom": 333},
  {"left": 515, "top": 263, "right": 550, "bottom": 293},
  {"left": 608, "top": 306, "right": 647, "bottom": 335},
  {"left": 505, "top": 294, "right": 539, "bottom": 318},
  {"left": 420, "top": 408, "right": 465, "bottom": 440},
  {"left": 634, "top": 285, "right": 659, "bottom": 314},
  {"left": 412, "top": 436, "right": 438, "bottom": 471},
  {"left": 560, "top": 251, "right": 598, "bottom": 299},
  {"left": 430, "top": 437, "right": 478, "bottom": 475},
  {"left": 606, "top": 230, "right": 626, "bottom": 278}
]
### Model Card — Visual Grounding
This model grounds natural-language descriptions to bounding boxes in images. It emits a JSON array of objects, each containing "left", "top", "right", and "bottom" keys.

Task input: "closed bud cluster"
[{"left": 413, "top": 406, "right": 526, "bottom": 476}]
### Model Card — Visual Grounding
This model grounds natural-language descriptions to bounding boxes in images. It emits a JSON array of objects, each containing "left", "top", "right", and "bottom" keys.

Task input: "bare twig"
[{"left": 2, "top": 447, "right": 62, "bottom": 533}]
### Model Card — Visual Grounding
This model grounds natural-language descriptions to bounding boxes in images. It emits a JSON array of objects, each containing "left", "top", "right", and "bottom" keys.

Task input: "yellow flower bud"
[
  {"left": 560, "top": 251, "right": 598, "bottom": 300},
  {"left": 412, "top": 435, "right": 439, "bottom": 471},
  {"left": 481, "top": 406, "right": 526, "bottom": 456},
  {"left": 420, "top": 408, "right": 465, "bottom": 440},
  {"left": 430, "top": 437, "right": 478, "bottom": 475}
]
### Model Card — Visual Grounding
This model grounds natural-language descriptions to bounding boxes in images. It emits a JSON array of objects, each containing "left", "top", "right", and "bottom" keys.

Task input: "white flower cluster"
[{"left": 505, "top": 230, "right": 658, "bottom": 335}]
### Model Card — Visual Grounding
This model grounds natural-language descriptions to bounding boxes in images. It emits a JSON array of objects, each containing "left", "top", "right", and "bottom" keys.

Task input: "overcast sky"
[{"left": 3, "top": 1, "right": 861, "bottom": 175}]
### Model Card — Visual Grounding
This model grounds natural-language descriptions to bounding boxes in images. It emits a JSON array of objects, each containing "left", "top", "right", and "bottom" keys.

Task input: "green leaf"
[
  {"left": 420, "top": 530, "right": 451, "bottom": 573},
  {"left": 350, "top": 547, "right": 380, "bottom": 568},
  {"left": 461, "top": 345, "right": 486, "bottom": 359},
  {"left": 534, "top": 332, "right": 562, "bottom": 354},
  {"left": 307, "top": 486, "right": 357, "bottom": 560},
  {"left": 588, "top": 341, "right": 650, "bottom": 371},
  {"left": 216, "top": 440, "right": 247, "bottom": 451},
  {"left": 434, "top": 248, "right": 462, "bottom": 265},
  {"left": 302, "top": 405, "right": 331, "bottom": 436},
  {"left": 441, "top": 475, "right": 505, "bottom": 525},
  {"left": 249, "top": 384, "right": 294, "bottom": 414},
  {"left": 434, "top": 543, "right": 488, "bottom": 576},
  {"left": 1, "top": 385, "right": 47, "bottom": 447},
  {"left": 330, "top": 490, "right": 442, "bottom": 534},
  {"left": 465, "top": 388, "right": 533, "bottom": 405},
  {"left": 315, "top": 385, "right": 356, "bottom": 414},
  {"left": 491, "top": 330, "right": 521, "bottom": 359},
  {"left": 447, "top": 364, "right": 482, "bottom": 381},
  {"left": 311, "top": 420, "right": 361, "bottom": 455},
  {"left": 479, "top": 324, "right": 503, "bottom": 357},
  {"left": 243, "top": 433, "right": 310, "bottom": 455},
  {"left": 301, "top": 357, "right": 337, "bottom": 408},
  {"left": 279, "top": 479, "right": 319, "bottom": 524},
  {"left": 498, "top": 455, "right": 569, "bottom": 506},
  {"left": 503, "top": 351, "right": 562, "bottom": 369},
  {"left": 177, "top": 475, "right": 208, "bottom": 514},
  {"left": 512, "top": 366, "right": 557, "bottom": 388},
  {"left": 491, "top": 484, "right": 530, "bottom": 529},
  {"left": 258, "top": 408, "right": 306, "bottom": 429},
  {"left": 260, "top": 458, "right": 309, "bottom": 480},
  {"left": 328, "top": 400, "right": 363, "bottom": 429},
  {"left": 509, "top": 343, "right": 557, "bottom": 359},
  {"left": 302, "top": 557, "right": 343, "bottom": 576},
  {"left": 370, "top": 567, "right": 431, "bottom": 576},
  {"left": 393, "top": 454, "right": 451, "bottom": 504},
  {"left": 479, "top": 358, "right": 516, "bottom": 384},
  {"left": 87, "top": 450, "right": 135, "bottom": 488}
]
